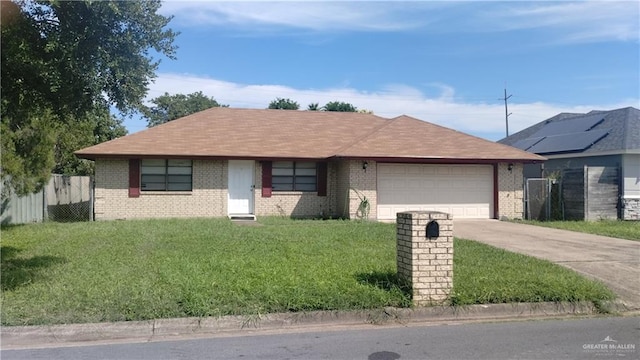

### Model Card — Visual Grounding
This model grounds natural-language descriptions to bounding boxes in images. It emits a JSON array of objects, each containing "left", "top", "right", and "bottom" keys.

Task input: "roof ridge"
[
  {"left": 331, "top": 116, "right": 399, "bottom": 156},
  {"left": 398, "top": 115, "right": 518, "bottom": 147},
  {"left": 621, "top": 107, "right": 632, "bottom": 150}
]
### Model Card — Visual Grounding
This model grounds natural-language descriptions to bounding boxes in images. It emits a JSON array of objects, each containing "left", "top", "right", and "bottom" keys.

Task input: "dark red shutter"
[
  {"left": 317, "top": 162, "right": 327, "bottom": 196},
  {"left": 129, "top": 159, "right": 141, "bottom": 198},
  {"left": 262, "top": 161, "right": 272, "bottom": 197}
]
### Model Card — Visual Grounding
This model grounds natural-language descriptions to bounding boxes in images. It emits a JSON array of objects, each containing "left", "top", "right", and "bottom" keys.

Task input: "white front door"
[{"left": 228, "top": 160, "right": 255, "bottom": 215}]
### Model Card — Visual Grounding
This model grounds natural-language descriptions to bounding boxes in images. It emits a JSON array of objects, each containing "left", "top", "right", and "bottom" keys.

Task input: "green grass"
[
  {"left": 519, "top": 220, "right": 640, "bottom": 241},
  {"left": 451, "top": 239, "right": 613, "bottom": 305},
  {"left": 1, "top": 218, "right": 614, "bottom": 326}
]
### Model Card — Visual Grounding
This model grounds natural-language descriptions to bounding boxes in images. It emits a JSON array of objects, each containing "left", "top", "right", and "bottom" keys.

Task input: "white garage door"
[{"left": 377, "top": 164, "right": 493, "bottom": 220}]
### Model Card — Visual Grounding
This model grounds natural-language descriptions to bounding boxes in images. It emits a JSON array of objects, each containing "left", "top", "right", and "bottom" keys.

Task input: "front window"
[
  {"left": 141, "top": 159, "right": 192, "bottom": 191},
  {"left": 272, "top": 161, "right": 317, "bottom": 192}
]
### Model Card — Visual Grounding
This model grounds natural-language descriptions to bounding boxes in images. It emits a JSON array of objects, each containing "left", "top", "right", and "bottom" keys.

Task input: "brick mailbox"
[{"left": 396, "top": 211, "right": 453, "bottom": 306}]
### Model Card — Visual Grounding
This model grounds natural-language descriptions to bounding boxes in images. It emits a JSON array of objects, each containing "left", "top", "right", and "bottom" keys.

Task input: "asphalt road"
[{"left": 3, "top": 316, "right": 638, "bottom": 360}]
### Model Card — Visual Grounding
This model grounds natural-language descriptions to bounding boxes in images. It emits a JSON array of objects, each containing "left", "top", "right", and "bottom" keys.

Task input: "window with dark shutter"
[
  {"left": 272, "top": 161, "right": 317, "bottom": 192},
  {"left": 140, "top": 159, "right": 192, "bottom": 191}
]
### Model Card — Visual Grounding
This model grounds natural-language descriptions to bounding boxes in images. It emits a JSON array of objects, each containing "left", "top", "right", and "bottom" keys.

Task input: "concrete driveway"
[{"left": 454, "top": 220, "right": 640, "bottom": 310}]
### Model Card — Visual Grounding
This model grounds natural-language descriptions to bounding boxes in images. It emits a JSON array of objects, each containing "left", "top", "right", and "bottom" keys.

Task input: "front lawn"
[
  {"left": 519, "top": 220, "right": 640, "bottom": 241},
  {"left": 1, "top": 218, "right": 614, "bottom": 326}
]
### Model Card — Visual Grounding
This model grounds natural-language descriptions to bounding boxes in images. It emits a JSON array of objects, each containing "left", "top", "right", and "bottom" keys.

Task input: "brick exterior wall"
[
  {"left": 94, "top": 159, "right": 523, "bottom": 221},
  {"left": 253, "top": 161, "right": 338, "bottom": 218},
  {"left": 396, "top": 211, "right": 453, "bottom": 305},
  {"left": 497, "top": 162, "right": 524, "bottom": 219},
  {"left": 334, "top": 160, "right": 377, "bottom": 219},
  {"left": 94, "top": 159, "right": 227, "bottom": 220},
  {"left": 95, "top": 159, "right": 352, "bottom": 220},
  {"left": 335, "top": 160, "right": 351, "bottom": 218}
]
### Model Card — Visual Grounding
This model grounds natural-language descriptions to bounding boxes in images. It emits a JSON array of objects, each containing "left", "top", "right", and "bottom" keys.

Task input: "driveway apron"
[{"left": 454, "top": 220, "right": 640, "bottom": 309}]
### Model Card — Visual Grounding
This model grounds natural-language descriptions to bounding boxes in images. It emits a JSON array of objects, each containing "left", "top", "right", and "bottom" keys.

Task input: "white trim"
[{"left": 623, "top": 195, "right": 640, "bottom": 200}]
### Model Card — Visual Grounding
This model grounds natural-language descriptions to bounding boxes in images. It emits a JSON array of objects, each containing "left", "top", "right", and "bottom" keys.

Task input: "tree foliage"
[
  {"left": 54, "top": 109, "right": 128, "bottom": 176},
  {"left": 267, "top": 99, "right": 360, "bottom": 112},
  {"left": 1, "top": 109, "right": 59, "bottom": 195},
  {"left": 144, "top": 92, "right": 227, "bottom": 127},
  {"left": 1, "top": 0, "right": 176, "bottom": 195},
  {"left": 268, "top": 98, "right": 300, "bottom": 110},
  {"left": 323, "top": 101, "right": 358, "bottom": 112}
]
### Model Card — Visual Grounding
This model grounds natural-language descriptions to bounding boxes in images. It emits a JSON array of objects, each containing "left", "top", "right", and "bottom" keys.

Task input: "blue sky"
[{"left": 130, "top": 1, "right": 639, "bottom": 140}]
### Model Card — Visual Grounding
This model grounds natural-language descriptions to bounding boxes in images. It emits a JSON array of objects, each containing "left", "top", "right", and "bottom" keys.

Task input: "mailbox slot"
[{"left": 426, "top": 220, "right": 439, "bottom": 239}]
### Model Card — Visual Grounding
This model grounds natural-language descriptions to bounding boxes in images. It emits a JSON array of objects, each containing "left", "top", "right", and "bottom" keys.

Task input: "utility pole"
[{"left": 501, "top": 88, "right": 512, "bottom": 137}]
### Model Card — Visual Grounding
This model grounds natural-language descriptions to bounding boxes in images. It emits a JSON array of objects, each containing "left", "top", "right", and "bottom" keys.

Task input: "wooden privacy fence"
[
  {"left": 525, "top": 165, "right": 620, "bottom": 221},
  {"left": 561, "top": 166, "right": 619, "bottom": 221},
  {"left": 1, "top": 175, "right": 93, "bottom": 225}
]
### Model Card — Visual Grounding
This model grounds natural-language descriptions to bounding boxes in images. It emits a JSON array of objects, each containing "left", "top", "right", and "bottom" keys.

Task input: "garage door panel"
[
  {"left": 422, "top": 167, "right": 437, "bottom": 175},
  {"left": 450, "top": 167, "right": 465, "bottom": 175},
  {"left": 449, "top": 207, "right": 466, "bottom": 217},
  {"left": 407, "top": 179, "right": 422, "bottom": 190},
  {"left": 478, "top": 181, "right": 492, "bottom": 190},
  {"left": 437, "top": 167, "right": 450, "bottom": 175},
  {"left": 377, "top": 206, "right": 394, "bottom": 219},
  {"left": 407, "top": 167, "right": 423, "bottom": 175},
  {"left": 464, "top": 206, "right": 479, "bottom": 217},
  {"left": 421, "top": 179, "right": 437, "bottom": 189},
  {"left": 387, "top": 179, "right": 402, "bottom": 189},
  {"left": 453, "top": 179, "right": 467, "bottom": 188},
  {"left": 377, "top": 164, "right": 493, "bottom": 220}
]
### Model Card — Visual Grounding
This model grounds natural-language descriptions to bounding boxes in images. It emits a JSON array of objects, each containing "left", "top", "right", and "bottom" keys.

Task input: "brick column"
[{"left": 396, "top": 211, "right": 453, "bottom": 306}]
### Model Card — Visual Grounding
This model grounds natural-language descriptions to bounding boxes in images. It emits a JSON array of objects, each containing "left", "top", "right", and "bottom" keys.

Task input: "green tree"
[
  {"left": 1, "top": 109, "right": 59, "bottom": 195},
  {"left": 1, "top": 0, "right": 177, "bottom": 195},
  {"left": 323, "top": 101, "right": 358, "bottom": 112},
  {"left": 144, "top": 91, "right": 227, "bottom": 127},
  {"left": 268, "top": 98, "right": 300, "bottom": 110},
  {"left": 54, "top": 109, "right": 128, "bottom": 176},
  {"left": 307, "top": 103, "right": 320, "bottom": 111}
]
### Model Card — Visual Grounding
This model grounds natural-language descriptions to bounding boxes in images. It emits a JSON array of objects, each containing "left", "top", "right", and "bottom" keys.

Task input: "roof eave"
[
  {"left": 332, "top": 156, "right": 546, "bottom": 164},
  {"left": 74, "top": 153, "right": 336, "bottom": 162}
]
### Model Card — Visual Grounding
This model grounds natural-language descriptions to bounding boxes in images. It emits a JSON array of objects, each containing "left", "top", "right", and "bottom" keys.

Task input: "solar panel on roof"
[
  {"left": 531, "top": 113, "right": 605, "bottom": 138},
  {"left": 511, "top": 137, "right": 545, "bottom": 151},
  {"left": 527, "top": 129, "right": 610, "bottom": 154}
]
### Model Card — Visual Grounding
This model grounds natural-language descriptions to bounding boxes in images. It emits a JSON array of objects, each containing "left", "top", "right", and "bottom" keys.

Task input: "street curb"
[{"left": 1, "top": 300, "right": 633, "bottom": 350}]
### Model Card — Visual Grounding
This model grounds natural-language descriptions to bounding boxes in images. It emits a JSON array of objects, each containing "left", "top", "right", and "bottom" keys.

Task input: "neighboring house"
[
  {"left": 75, "top": 108, "right": 543, "bottom": 221},
  {"left": 499, "top": 107, "right": 640, "bottom": 220}
]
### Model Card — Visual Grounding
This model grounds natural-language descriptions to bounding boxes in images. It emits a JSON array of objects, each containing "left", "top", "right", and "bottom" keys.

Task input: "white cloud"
[
  {"left": 159, "top": 1, "right": 434, "bottom": 32},
  {"left": 160, "top": 1, "right": 639, "bottom": 43},
  {"left": 478, "top": 1, "right": 640, "bottom": 43},
  {"left": 135, "top": 72, "right": 636, "bottom": 140}
]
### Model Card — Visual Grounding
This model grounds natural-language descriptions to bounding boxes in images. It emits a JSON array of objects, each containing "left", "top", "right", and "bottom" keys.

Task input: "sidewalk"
[{"left": 1, "top": 301, "right": 632, "bottom": 350}]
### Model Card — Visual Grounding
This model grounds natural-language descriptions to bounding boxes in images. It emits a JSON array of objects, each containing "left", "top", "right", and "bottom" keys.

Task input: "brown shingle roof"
[
  {"left": 75, "top": 108, "right": 544, "bottom": 162},
  {"left": 338, "top": 115, "right": 545, "bottom": 161}
]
